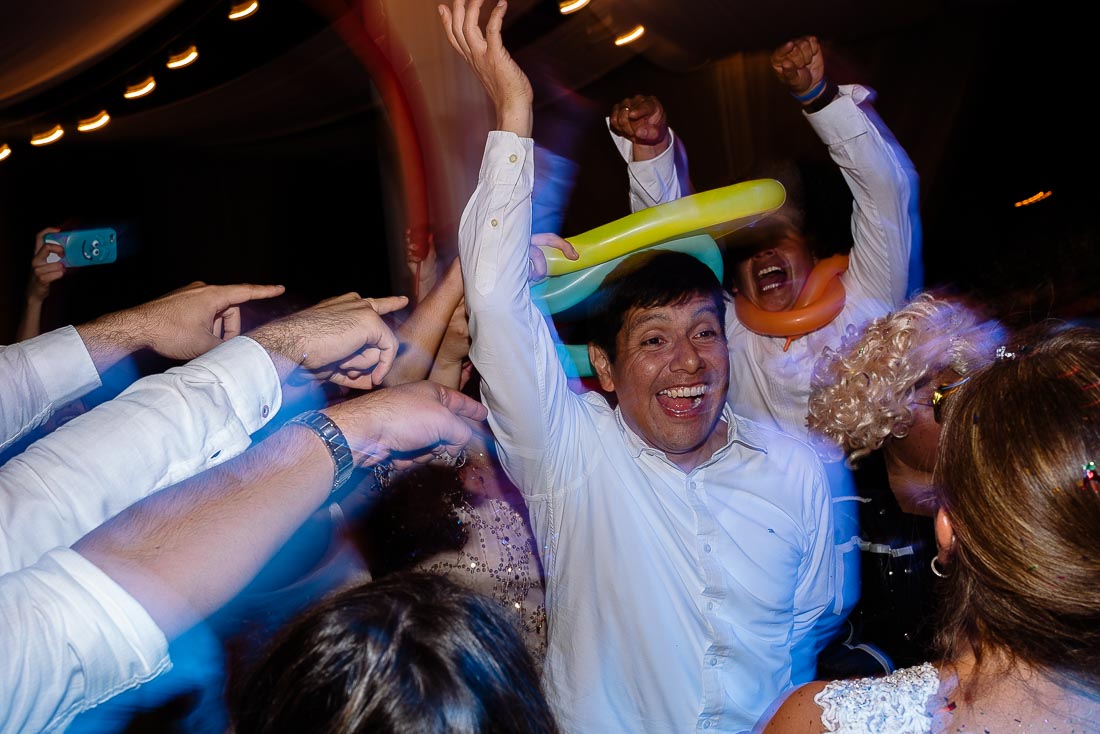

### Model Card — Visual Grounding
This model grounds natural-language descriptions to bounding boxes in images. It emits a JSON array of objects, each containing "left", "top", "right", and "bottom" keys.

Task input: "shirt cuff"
[
  {"left": 478, "top": 130, "right": 533, "bottom": 185},
  {"left": 50, "top": 549, "right": 170, "bottom": 690},
  {"left": 20, "top": 326, "right": 101, "bottom": 408},
  {"left": 804, "top": 84, "right": 875, "bottom": 145},
  {"left": 183, "top": 336, "right": 282, "bottom": 435},
  {"left": 606, "top": 118, "right": 678, "bottom": 165}
]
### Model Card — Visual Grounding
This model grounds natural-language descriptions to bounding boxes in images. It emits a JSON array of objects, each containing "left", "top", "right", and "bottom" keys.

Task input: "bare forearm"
[
  {"left": 385, "top": 262, "right": 464, "bottom": 386},
  {"left": 74, "top": 425, "right": 331, "bottom": 640},
  {"left": 73, "top": 309, "right": 147, "bottom": 375},
  {"left": 15, "top": 298, "right": 44, "bottom": 342}
]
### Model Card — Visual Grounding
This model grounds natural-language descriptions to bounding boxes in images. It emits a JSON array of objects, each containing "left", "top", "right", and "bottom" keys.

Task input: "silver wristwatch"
[{"left": 288, "top": 410, "right": 354, "bottom": 493}]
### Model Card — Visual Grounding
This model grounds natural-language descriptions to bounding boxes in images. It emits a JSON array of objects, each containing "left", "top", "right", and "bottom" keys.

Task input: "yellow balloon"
[{"left": 539, "top": 178, "right": 786, "bottom": 276}]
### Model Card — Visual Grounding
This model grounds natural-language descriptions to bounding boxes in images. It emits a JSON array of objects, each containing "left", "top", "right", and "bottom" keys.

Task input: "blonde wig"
[{"left": 807, "top": 292, "right": 1004, "bottom": 465}]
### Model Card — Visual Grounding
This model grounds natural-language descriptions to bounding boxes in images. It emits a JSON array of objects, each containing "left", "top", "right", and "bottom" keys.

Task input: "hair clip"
[
  {"left": 995, "top": 345, "right": 1016, "bottom": 361},
  {"left": 1077, "top": 461, "right": 1099, "bottom": 494}
]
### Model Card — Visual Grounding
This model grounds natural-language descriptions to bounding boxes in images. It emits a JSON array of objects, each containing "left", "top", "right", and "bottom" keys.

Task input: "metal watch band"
[{"left": 288, "top": 410, "right": 354, "bottom": 493}]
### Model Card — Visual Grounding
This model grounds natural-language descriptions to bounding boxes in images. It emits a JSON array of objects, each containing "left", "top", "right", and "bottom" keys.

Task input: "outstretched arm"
[
  {"left": 0, "top": 290, "right": 407, "bottom": 573},
  {"left": 440, "top": 0, "right": 589, "bottom": 495},
  {"left": 383, "top": 257, "right": 467, "bottom": 388},
  {"left": 0, "top": 381, "right": 485, "bottom": 734},
  {"left": 773, "top": 35, "right": 919, "bottom": 308},
  {"left": 74, "top": 380, "right": 485, "bottom": 639},
  {"left": 0, "top": 280, "right": 286, "bottom": 452}
]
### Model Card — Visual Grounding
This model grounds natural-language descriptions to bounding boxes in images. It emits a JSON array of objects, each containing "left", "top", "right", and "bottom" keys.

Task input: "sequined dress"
[
  {"left": 351, "top": 461, "right": 548, "bottom": 664},
  {"left": 814, "top": 662, "right": 941, "bottom": 733}
]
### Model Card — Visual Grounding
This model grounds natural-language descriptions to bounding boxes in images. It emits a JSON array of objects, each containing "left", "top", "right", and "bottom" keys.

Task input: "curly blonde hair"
[{"left": 807, "top": 292, "right": 1004, "bottom": 465}]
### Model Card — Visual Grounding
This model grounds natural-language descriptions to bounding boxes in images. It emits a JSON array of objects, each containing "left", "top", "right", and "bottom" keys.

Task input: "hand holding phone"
[{"left": 43, "top": 228, "right": 118, "bottom": 267}]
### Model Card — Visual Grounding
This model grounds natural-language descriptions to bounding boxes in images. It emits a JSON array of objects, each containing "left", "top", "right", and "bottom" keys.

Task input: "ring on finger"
[{"left": 431, "top": 447, "right": 468, "bottom": 469}]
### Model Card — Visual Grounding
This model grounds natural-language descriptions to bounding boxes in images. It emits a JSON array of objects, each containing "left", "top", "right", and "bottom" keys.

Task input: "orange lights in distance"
[
  {"left": 124, "top": 76, "right": 157, "bottom": 99},
  {"left": 229, "top": 1, "right": 260, "bottom": 20},
  {"left": 167, "top": 45, "right": 199, "bottom": 69},
  {"left": 614, "top": 25, "right": 645, "bottom": 46},
  {"left": 77, "top": 110, "right": 111, "bottom": 132},
  {"left": 30, "top": 125, "right": 64, "bottom": 146},
  {"left": 558, "top": 0, "right": 590, "bottom": 13},
  {"left": 1014, "top": 190, "right": 1052, "bottom": 207},
  {"left": 0, "top": 144, "right": 10, "bottom": 161}
]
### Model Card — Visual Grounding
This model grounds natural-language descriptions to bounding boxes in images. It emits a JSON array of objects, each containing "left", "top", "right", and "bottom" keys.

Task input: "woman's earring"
[{"left": 931, "top": 556, "right": 950, "bottom": 579}]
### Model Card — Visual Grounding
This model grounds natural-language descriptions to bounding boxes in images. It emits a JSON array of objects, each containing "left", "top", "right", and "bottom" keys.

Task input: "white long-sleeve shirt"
[
  {"left": 0, "top": 333, "right": 281, "bottom": 733},
  {"left": 459, "top": 131, "right": 836, "bottom": 734}
]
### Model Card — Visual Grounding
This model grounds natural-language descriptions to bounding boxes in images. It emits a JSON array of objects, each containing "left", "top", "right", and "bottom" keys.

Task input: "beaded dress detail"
[{"left": 815, "top": 662, "right": 940, "bottom": 733}]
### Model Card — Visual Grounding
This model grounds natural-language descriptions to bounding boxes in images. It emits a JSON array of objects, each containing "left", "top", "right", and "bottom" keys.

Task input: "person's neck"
[
  {"left": 666, "top": 418, "right": 730, "bottom": 473},
  {"left": 939, "top": 649, "right": 1100, "bottom": 731},
  {"left": 882, "top": 443, "right": 937, "bottom": 516},
  {"left": 458, "top": 442, "right": 523, "bottom": 508}
]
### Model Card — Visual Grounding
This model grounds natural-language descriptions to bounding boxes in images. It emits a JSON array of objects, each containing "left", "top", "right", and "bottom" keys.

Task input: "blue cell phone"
[{"left": 43, "top": 228, "right": 118, "bottom": 267}]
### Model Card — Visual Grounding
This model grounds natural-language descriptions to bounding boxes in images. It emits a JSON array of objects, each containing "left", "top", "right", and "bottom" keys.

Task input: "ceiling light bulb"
[
  {"left": 0, "top": 144, "right": 10, "bottom": 161},
  {"left": 124, "top": 76, "right": 157, "bottom": 99},
  {"left": 167, "top": 46, "right": 199, "bottom": 69},
  {"left": 229, "top": 1, "right": 259, "bottom": 20},
  {"left": 77, "top": 111, "right": 111, "bottom": 132},
  {"left": 558, "top": 0, "right": 589, "bottom": 13},
  {"left": 30, "top": 125, "right": 64, "bottom": 146},
  {"left": 614, "top": 25, "right": 646, "bottom": 46}
]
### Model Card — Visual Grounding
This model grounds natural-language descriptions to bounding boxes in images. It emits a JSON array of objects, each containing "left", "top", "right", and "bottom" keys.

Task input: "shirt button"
[
  {"left": 704, "top": 544, "right": 712, "bottom": 553},
  {"left": 689, "top": 481, "right": 697, "bottom": 489},
  {"left": 508, "top": 153, "right": 518, "bottom": 163},
  {"left": 703, "top": 723, "right": 711, "bottom": 730},
  {"left": 261, "top": 404, "right": 270, "bottom": 418},
  {"left": 709, "top": 657, "right": 718, "bottom": 666},
  {"left": 706, "top": 601, "right": 714, "bottom": 610},
  {"left": 490, "top": 218, "right": 499, "bottom": 227}
]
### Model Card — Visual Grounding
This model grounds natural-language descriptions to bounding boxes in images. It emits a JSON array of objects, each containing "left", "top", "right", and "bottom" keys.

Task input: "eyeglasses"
[{"left": 929, "top": 375, "right": 971, "bottom": 423}]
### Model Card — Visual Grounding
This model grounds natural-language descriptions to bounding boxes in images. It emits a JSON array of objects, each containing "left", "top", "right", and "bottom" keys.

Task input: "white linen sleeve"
[
  {"left": 606, "top": 120, "right": 691, "bottom": 211},
  {"left": 0, "top": 548, "right": 170, "bottom": 734},
  {"left": 0, "top": 335, "right": 281, "bottom": 574},
  {"left": 0, "top": 326, "right": 101, "bottom": 452},
  {"left": 458, "top": 131, "right": 592, "bottom": 502},
  {"left": 805, "top": 84, "right": 920, "bottom": 310}
]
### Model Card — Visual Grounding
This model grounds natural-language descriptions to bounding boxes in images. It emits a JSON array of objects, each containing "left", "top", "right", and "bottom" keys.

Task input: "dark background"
[{"left": 0, "top": 0, "right": 1094, "bottom": 339}]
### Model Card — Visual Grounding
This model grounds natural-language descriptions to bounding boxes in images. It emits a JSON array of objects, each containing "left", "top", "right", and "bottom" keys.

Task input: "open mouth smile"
[
  {"left": 756, "top": 264, "right": 788, "bottom": 293},
  {"left": 657, "top": 384, "right": 708, "bottom": 414}
]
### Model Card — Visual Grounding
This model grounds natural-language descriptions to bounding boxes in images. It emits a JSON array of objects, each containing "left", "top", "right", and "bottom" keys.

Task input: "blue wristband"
[{"left": 791, "top": 78, "right": 827, "bottom": 103}]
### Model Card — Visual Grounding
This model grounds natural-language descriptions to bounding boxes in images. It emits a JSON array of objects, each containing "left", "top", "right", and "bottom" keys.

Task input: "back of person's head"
[
  {"left": 808, "top": 292, "right": 1004, "bottom": 465},
  {"left": 586, "top": 249, "right": 726, "bottom": 363},
  {"left": 231, "top": 571, "right": 558, "bottom": 734},
  {"left": 932, "top": 322, "right": 1100, "bottom": 690}
]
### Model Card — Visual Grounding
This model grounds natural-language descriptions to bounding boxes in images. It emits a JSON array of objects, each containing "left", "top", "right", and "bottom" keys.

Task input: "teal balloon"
[{"left": 533, "top": 235, "right": 724, "bottom": 377}]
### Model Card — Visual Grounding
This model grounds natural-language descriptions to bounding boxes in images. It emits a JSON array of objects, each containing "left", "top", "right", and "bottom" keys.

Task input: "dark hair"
[
  {"left": 932, "top": 322, "right": 1100, "bottom": 694},
  {"left": 231, "top": 571, "right": 559, "bottom": 734},
  {"left": 586, "top": 249, "right": 726, "bottom": 363}
]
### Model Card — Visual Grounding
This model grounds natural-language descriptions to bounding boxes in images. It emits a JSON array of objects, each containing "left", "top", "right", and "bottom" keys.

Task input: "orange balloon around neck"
[{"left": 733, "top": 254, "right": 849, "bottom": 351}]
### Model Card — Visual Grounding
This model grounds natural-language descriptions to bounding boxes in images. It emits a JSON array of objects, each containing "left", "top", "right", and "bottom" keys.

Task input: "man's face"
[
  {"left": 590, "top": 295, "right": 730, "bottom": 471},
  {"left": 731, "top": 228, "right": 815, "bottom": 312}
]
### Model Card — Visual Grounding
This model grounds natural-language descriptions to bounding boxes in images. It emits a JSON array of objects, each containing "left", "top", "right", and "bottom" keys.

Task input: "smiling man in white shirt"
[{"left": 439, "top": 2, "right": 836, "bottom": 732}]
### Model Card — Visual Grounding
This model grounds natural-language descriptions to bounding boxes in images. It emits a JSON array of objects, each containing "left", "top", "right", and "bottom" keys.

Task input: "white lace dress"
[{"left": 814, "top": 662, "right": 942, "bottom": 733}]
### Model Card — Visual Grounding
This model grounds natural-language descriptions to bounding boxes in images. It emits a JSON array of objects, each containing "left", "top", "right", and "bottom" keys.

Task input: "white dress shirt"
[
  {"left": 459, "top": 131, "right": 836, "bottom": 734},
  {"left": 0, "top": 334, "right": 282, "bottom": 733}
]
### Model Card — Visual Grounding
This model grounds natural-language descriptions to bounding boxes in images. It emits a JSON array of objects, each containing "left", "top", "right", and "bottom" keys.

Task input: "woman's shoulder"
[
  {"left": 754, "top": 663, "right": 941, "bottom": 734},
  {"left": 816, "top": 662, "right": 940, "bottom": 733}
]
